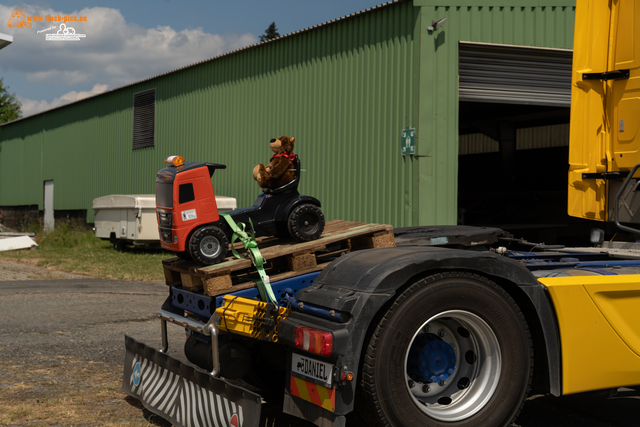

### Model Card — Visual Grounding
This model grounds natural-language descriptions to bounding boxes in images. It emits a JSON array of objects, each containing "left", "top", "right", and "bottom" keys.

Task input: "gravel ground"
[
  {"left": 0, "top": 258, "right": 87, "bottom": 281},
  {"left": 0, "top": 259, "right": 182, "bottom": 426}
]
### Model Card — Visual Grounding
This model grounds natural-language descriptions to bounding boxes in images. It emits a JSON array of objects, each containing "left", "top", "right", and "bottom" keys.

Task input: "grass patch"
[{"left": 0, "top": 221, "right": 174, "bottom": 281}]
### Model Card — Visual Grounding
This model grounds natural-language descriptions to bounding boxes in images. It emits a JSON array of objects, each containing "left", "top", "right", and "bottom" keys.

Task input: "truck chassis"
[{"left": 123, "top": 224, "right": 640, "bottom": 427}]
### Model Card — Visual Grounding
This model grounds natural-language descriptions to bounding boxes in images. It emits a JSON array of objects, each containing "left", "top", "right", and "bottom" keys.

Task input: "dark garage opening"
[
  {"left": 456, "top": 43, "right": 597, "bottom": 245},
  {"left": 457, "top": 102, "right": 595, "bottom": 246}
]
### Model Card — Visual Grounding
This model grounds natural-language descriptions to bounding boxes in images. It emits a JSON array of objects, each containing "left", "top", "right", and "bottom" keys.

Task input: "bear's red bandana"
[{"left": 270, "top": 152, "right": 296, "bottom": 162}]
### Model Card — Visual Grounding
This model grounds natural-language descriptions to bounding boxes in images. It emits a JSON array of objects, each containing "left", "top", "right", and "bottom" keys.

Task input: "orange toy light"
[{"left": 164, "top": 155, "right": 185, "bottom": 166}]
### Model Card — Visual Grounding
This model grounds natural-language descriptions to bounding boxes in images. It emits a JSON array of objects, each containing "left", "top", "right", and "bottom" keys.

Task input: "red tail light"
[{"left": 294, "top": 326, "right": 333, "bottom": 357}]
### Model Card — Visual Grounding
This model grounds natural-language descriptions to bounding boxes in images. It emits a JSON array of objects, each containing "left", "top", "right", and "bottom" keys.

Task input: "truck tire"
[
  {"left": 113, "top": 239, "right": 125, "bottom": 251},
  {"left": 358, "top": 272, "right": 532, "bottom": 427},
  {"left": 287, "top": 203, "right": 325, "bottom": 241},
  {"left": 188, "top": 225, "right": 228, "bottom": 265}
]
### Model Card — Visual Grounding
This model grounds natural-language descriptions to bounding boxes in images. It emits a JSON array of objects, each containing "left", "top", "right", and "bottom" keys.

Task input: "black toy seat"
[{"left": 262, "top": 155, "right": 301, "bottom": 194}]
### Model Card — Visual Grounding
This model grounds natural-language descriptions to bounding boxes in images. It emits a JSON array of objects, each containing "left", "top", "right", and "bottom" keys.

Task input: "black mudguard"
[
  {"left": 123, "top": 335, "right": 262, "bottom": 427},
  {"left": 279, "top": 246, "right": 562, "bottom": 418}
]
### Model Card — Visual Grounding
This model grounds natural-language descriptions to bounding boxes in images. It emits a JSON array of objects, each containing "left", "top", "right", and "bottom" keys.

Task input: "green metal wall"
[
  {"left": 414, "top": 0, "right": 575, "bottom": 225},
  {"left": 0, "top": 0, "right": 575, "bottom": 228}
]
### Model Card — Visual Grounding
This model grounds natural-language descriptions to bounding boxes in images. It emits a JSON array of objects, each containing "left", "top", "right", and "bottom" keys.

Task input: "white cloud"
[
  {"left": 25, "top": 70, "right": 90, "bottom": 85},
  {"left": 1, "top": 4, "right": 258, "bottom": 114},
  {"left": 19, "top": 84, "right": 109, "bottom": 116}
]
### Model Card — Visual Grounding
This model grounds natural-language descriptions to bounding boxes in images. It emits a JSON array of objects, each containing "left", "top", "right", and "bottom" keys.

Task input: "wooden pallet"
[{"left": 162, "top": 220, "right": 395, "bottom": 297}]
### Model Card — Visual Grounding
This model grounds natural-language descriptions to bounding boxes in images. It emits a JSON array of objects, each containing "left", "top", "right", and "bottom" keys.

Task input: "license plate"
[{"left": 291, "top": 353, "right": 333, "bottom": 387}]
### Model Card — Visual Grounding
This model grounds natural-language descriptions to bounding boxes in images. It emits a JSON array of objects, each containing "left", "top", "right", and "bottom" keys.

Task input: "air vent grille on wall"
[{"left": 132, "top": 88, "right": 156, "bottom": 149}]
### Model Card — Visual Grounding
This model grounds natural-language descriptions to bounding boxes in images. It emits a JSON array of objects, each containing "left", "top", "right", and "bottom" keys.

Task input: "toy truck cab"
[{"left": 155, "top": 157, "right": 227, "bottom": 255}]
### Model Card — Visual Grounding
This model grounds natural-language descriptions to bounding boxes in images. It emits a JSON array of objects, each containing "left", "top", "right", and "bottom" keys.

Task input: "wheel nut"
[
  {"left": 438, "top": 329, "right": 446, "bottom": 337},
  {"left": 422, "top": 385, "right": 430, "bottom": 393},
  {"left": 408, "top": 380, "right": 415, "bottom": 388}
]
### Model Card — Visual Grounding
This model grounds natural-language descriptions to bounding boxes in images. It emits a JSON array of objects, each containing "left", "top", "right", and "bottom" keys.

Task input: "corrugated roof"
[
  {"left": 0, "top": 32, "right": 13, "bottom": 50},
  {"left": 2, "top": 0, "right": 405, "bottom": 127}
]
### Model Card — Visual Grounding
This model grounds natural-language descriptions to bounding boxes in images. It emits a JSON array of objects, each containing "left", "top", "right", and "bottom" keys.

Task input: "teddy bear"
[{"left": 252, "top": 136, "right": 296, "bottom": 189}]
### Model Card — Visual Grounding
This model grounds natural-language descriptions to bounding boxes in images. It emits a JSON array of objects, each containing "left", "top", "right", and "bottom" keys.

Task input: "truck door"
[
  {"left": 568, "top": 0, "right": 640, "bottom": 222},
  {"left": 608, "top": 0, "right": 640, "bottom": 171},
  {"left": 567, "top": 0, "right": 612, "bottom": 221}
]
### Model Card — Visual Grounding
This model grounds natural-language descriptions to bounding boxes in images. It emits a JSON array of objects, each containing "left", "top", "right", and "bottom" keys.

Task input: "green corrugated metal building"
[{"left": 0, "top": 0, "right": 576, "bottom": 230}]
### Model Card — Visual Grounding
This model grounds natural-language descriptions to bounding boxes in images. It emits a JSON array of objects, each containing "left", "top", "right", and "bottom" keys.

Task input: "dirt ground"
[
  {"left": 0, "top": 259, "right": 306, "bottom": 427},
  {"left": 0, "top": 258, "right": 87, "bottom": 281},
  {"left": 0, "top": 357, "right": 170, "bottom": 426},
  {"left": 0, "top": 258, "right": 174, "bottom": 426}
]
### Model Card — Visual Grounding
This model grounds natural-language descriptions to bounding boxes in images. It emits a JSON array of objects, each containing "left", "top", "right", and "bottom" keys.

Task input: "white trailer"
[{"left": 93, "top": 194, "right": 236, "bottom": 250}]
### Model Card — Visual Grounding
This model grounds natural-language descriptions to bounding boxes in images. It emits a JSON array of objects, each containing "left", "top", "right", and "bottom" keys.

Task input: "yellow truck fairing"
[{"left": 539, "top": 275, "right": 640, "bottom": 394}]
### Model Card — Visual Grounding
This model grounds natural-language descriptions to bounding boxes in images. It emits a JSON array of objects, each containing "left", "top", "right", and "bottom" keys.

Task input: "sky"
[{"left": 0, "top": 0, "right": 388, "bottom": 118}]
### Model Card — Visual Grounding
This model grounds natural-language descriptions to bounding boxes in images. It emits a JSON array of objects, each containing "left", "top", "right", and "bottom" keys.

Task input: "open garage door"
[
  {"left": 459, "top": 42, "right": 573, "bottom": 107},
  {"left": 457, "top": 42, "right": 581, "bottom": 244}
]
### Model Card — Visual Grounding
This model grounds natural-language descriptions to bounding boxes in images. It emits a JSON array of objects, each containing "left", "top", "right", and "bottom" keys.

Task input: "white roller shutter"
[{"left": 459, "top": 42, "right": 573, "bottom": 107}]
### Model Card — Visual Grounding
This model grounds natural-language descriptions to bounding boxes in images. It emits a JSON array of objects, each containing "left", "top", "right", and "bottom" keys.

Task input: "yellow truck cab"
[{"left": 569, "top": 0, "right": 640, "bottom": 224}]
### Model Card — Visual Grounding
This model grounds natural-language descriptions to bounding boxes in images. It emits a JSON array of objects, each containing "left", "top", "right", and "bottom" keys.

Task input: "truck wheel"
[
  {"left": 188, "top": 226, "right": 228, "bottom": 265},
  {"left": 359, "top": 272, "right": 532, "bottom": 427},
  {"left": 287, "top": 204, "right": 325, "bottom": 241}
]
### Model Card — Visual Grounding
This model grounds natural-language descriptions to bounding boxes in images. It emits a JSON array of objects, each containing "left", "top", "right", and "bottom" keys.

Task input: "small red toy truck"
[{"left": 155, "top": 155, "right": 324, "bottom": 264}]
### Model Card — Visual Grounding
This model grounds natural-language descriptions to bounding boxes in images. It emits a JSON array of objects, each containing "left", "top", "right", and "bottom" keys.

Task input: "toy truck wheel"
[
  {"left": 174, "top": 251, "right": 192, "bottom": 261},
  {"left": 188, "top": 225, "right": 228, "bottom": 265},
  {"left": 287, "top": 203, "right": 325, "bottom": 241},
  {"left": 359, "top": 272, "right": 532, "bottom": 427}
]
